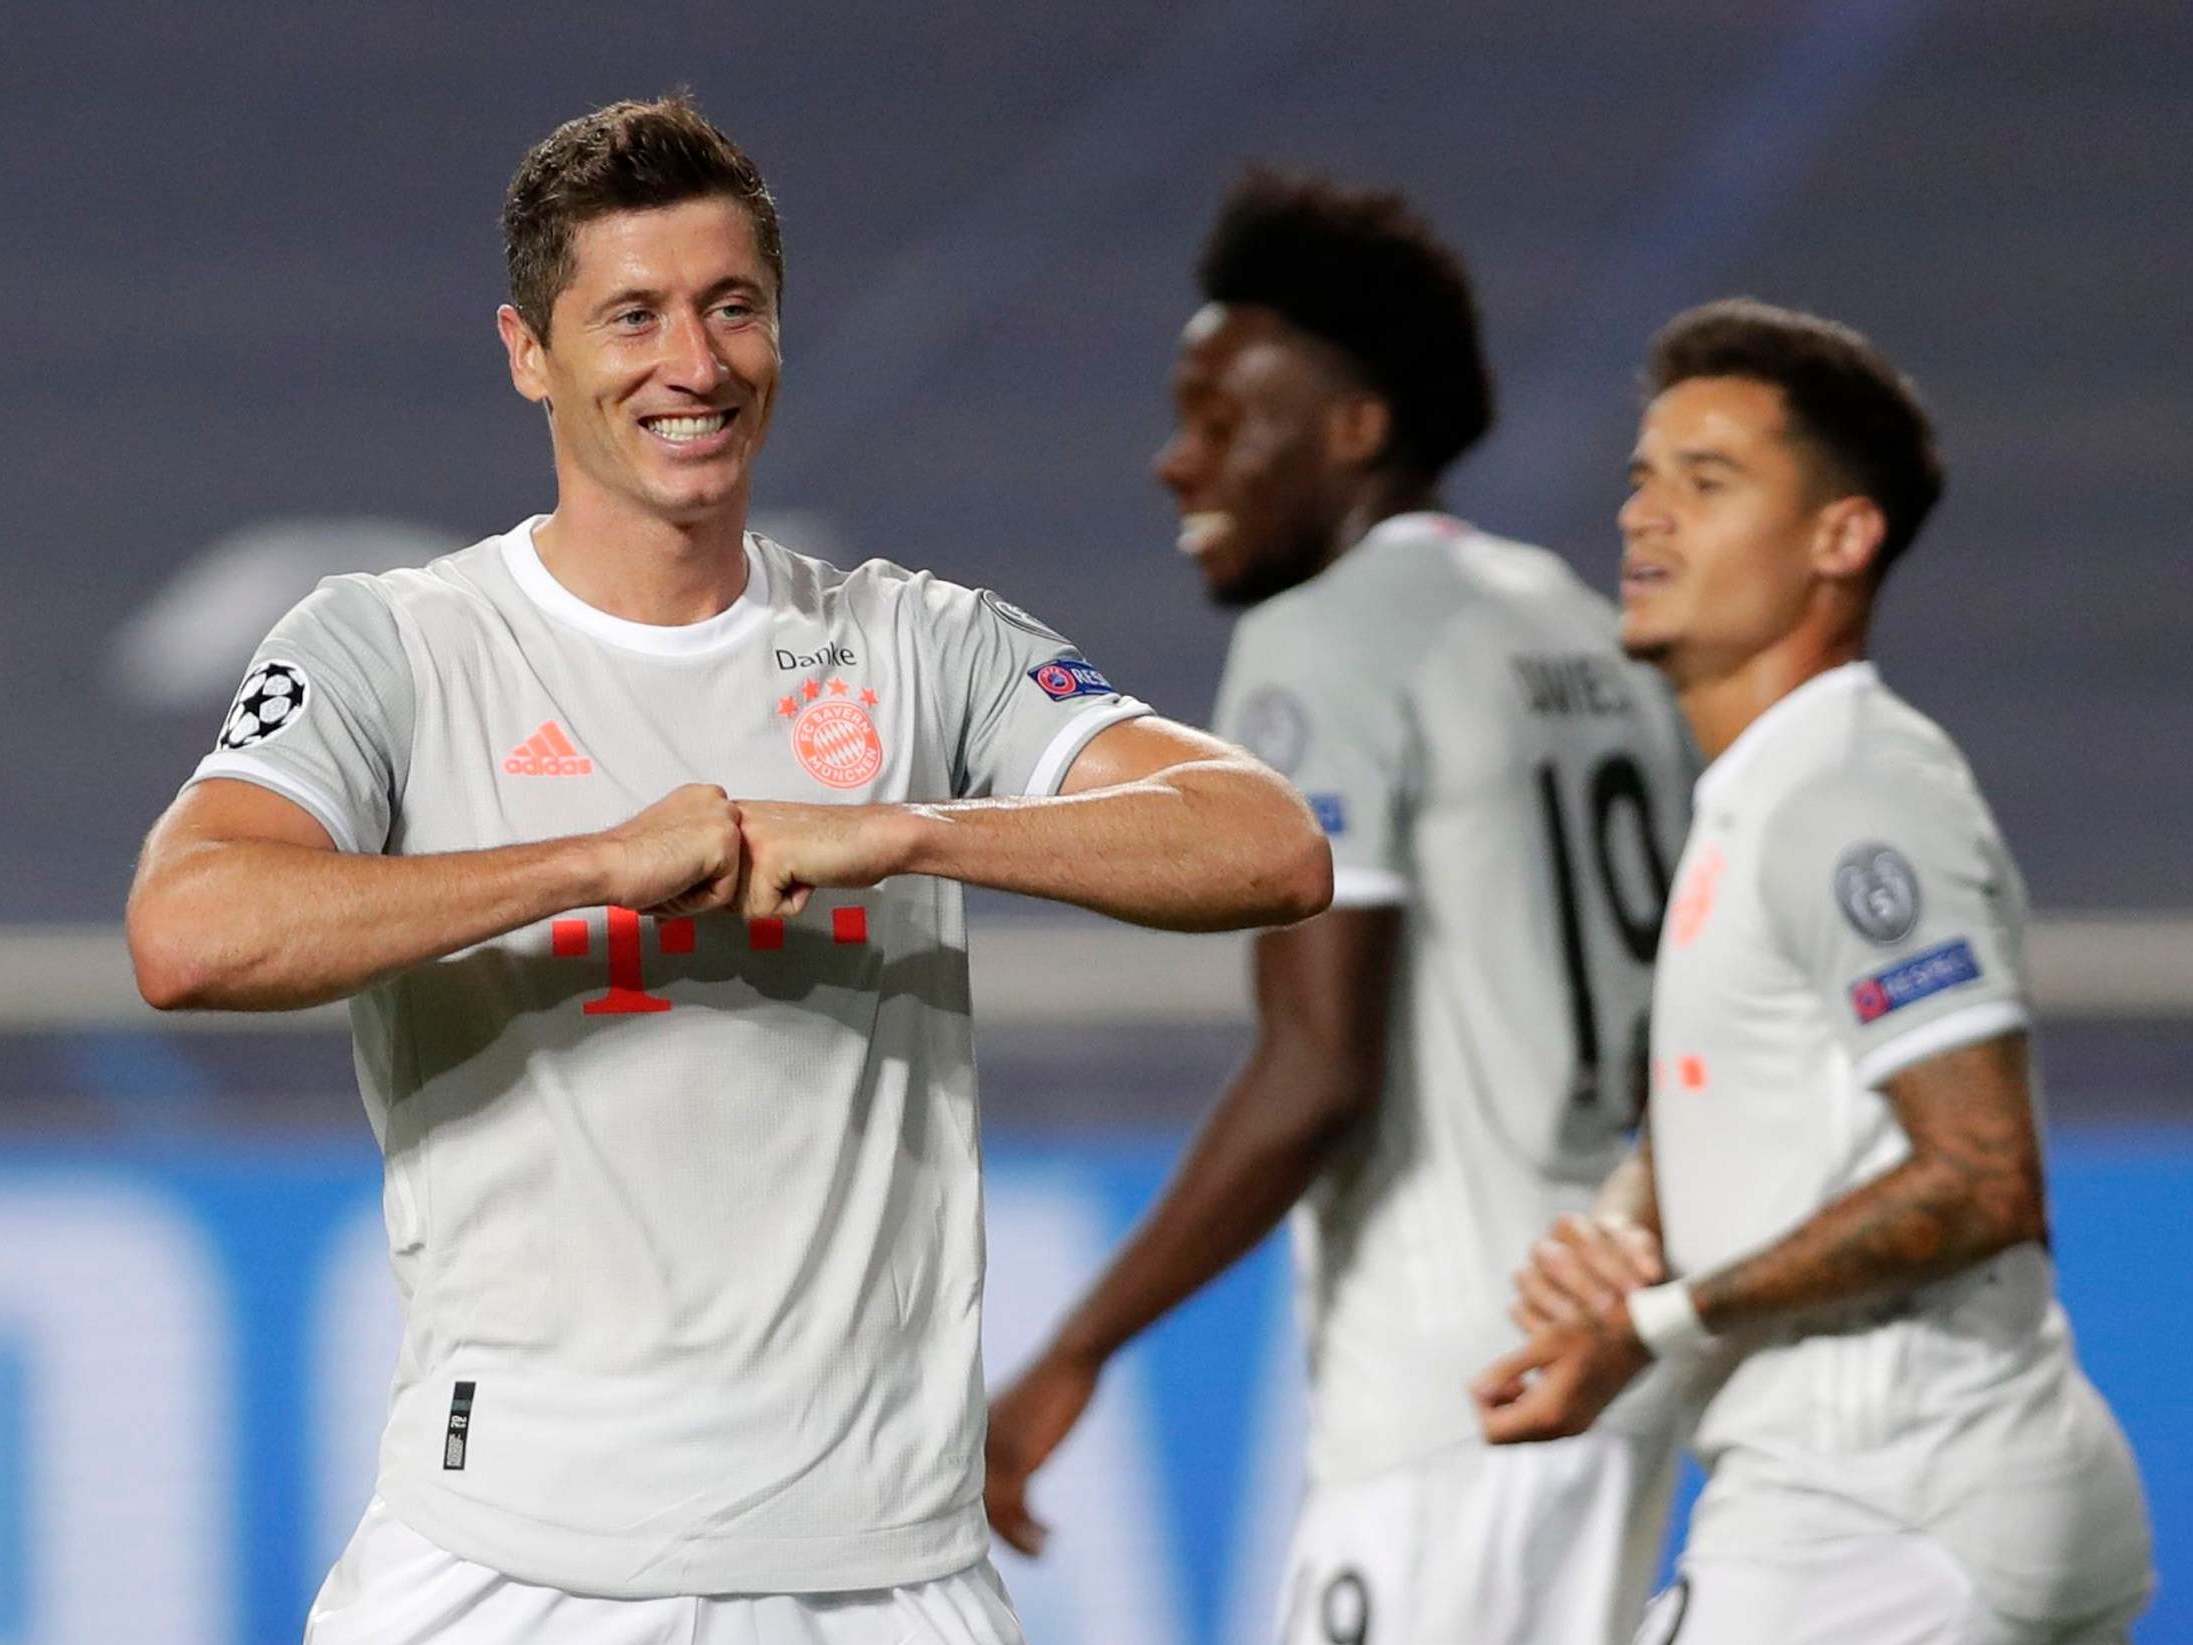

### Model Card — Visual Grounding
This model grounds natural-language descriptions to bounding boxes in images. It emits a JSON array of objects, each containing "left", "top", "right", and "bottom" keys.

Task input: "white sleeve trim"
[
  {"left": 1853, "top": 997, "right": 2030, "bottom": 1087},
  {"left": 1329, "top": 865, "right": 1409, "bottom": 908},
  {"left": 186, "top": 754, "right": 364, "bottom": 854},
  {"left": 1019, "top": 698, "right": 1154, "bottom": 797}
]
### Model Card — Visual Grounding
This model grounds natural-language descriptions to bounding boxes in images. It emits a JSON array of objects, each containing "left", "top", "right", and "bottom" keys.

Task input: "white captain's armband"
[{"left": 1627, "top": 1280, "right": 1713, "bottom": 1358}]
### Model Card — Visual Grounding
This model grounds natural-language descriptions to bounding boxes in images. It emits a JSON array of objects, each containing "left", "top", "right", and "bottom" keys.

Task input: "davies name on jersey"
[{"left": 1511, "top": 652, "right": 1640, "bottom": 717}]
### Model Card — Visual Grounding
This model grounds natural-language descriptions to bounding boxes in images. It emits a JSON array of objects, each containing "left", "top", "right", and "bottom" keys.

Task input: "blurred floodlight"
[{"left": 104, "top": 517, "right": 461, "bottom": 710}]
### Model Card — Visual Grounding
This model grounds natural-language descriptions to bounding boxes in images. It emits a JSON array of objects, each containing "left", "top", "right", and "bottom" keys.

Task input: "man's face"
[
  {"left": 1617, "top": 376, "right": 1834, "bottom": 678},
  {"left": 1153, "top": 304, "right": 1357, "bottom": 608},
  {"left": 499, "top": 196, "right": 780, "bottom": 527}
]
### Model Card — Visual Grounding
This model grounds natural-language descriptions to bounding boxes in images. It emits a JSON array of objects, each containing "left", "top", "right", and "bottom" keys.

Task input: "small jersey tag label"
[
  {"left": 443, "top": 1380, "right": 476, "bottom": 1471},
  {"left": 1850, "top": 938, "right": 1981, "bottom": 1024}
]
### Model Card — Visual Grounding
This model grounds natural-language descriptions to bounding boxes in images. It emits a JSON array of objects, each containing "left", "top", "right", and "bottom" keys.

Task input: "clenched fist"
[
  {"left": 1509, "top": 1212, "right": 1665, "bottom": 1337},
  {"left": 593, "top": 785, "right": 745, "bottom": 916},
  {"left": 733, "top": 801, "right": 921, "bottom": 918}
]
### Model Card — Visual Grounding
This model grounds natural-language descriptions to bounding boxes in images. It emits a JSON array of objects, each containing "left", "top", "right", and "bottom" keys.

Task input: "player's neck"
[
  {"left": 533, "top": 488, "right": 753, "bottom": 626},
  {"left": 1678, "top": 626, "right": 1867, "bottom": 763},
  {"left": 1333, "top": 478, "right": 1440, "bottom": 563}
]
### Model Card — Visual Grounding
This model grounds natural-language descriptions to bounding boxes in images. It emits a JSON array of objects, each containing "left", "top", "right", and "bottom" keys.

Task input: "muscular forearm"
[
  {"left": 902, "top": 758, "right": 1330, "bottom": 931},
  {"left": 1689, "top": 1151, "right": 2043, "bottom": 1337},
  {"left": 1052, "top": 1040, "right": 1368, "bottom": 1365},
  {"left": 129, "top": 834, "right": 606, "bottom": 1011}
]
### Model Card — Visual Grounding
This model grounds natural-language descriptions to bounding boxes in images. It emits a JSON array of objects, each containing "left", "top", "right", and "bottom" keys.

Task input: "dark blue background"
[{"left": 3, "top": 0, "right": 2189, "bottom": 919}]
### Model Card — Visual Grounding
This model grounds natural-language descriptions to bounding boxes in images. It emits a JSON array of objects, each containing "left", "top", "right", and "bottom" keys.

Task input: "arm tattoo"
[{"left": 1691, "top": 1033, "right": 2046, "bottom": 1336}]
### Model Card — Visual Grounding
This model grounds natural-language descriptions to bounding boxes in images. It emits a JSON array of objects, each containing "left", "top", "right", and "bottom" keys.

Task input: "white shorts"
[
  {"left": 305, "top": 1498, "right": 1026, "bottom": 1645},
  {"left": 1278, "top": 1428, "right": 1679, "bottom": 1645},
  {"left": 1635, "top": 1537, "right": 2144, "bottom": 1645}
]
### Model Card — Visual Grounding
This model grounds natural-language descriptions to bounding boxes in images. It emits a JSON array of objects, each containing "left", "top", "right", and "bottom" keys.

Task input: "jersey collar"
[
  {"left": 1695, "top": 660, "right": 1879, "bottom": 809},
  {"left": 1358, "top": 510, "right": 1474, "bottom": 551},
  {"left": 502, "top": 516, "right": 773, "bottom": 659}
]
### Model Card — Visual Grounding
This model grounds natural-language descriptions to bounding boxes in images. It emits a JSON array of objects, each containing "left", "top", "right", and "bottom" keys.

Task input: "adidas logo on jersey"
[{"left": 504, "top": 721, "right": 595, "bottom": 777}]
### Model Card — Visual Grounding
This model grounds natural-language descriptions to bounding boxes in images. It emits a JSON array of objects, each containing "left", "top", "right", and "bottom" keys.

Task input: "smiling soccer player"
[{"left": 125, "top": 96, "right": 1328, "bottom": 1645}]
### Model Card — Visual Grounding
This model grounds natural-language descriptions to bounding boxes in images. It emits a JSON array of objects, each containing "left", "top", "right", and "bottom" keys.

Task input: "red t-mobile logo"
[{"left": 552, "top": 905, "right": 870, "bottom": 1014}]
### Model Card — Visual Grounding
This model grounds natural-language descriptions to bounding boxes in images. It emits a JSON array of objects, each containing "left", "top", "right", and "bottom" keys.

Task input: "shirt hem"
[
  {"left": 377, "top": 1476, "right": 990, "bottom": 1599},
  {"left": 1307, "top": 1417, "right": 1484, "bottom": 1487},
  {"left": 1308, "top": 1405, "right": 1671, "bottom": 1490}
]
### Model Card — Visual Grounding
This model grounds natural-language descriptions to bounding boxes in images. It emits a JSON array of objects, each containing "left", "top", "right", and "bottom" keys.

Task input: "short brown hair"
[
  {"left": 1645, "top": 298, "right": 1944, "bottom": 578},
  {"left": 502, "top": 94, "right": 783, "bottom": 340}
]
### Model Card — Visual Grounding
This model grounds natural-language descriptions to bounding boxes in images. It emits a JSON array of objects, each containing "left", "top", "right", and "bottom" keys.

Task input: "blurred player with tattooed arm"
[{"left": 1480, "top": 300, "right": 2151, "bottom": 1645}]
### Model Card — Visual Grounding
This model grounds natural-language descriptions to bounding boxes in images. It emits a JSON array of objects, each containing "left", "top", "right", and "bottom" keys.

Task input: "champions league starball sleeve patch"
[{"left": 216, "top": 660, "right": 311, "bottom": 750}]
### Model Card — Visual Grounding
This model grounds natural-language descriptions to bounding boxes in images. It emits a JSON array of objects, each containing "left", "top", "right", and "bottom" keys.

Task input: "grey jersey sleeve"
[
  {"left": 1212, "top": 603, "right": 1412, "bottom": 908},
  {"left": 915, "top": 580, "right": 1151, "bottom": 799},
  {"left": 1757, "top": 765, "right": 2029, "bottom": 1087},
  {"left": 186, "top": 574, "right": 414, "bottom": 853}
]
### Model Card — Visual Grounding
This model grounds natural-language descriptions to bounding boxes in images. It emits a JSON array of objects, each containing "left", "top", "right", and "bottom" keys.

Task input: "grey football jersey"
[
  {"left": 1651, "top": 662, "right": 2150, "bottom": 1625},
  {"left": 1211, "top": 513, "right": 1694, "bottom": 1483},
  {"left": 186, "top": 518, "right": 1149, "bottom": 1596}
]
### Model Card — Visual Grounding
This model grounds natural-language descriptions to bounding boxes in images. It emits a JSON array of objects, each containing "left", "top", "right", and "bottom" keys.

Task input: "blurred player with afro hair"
[{"left": 987, "top": 169, "right": 1697, "bottom": 1645}]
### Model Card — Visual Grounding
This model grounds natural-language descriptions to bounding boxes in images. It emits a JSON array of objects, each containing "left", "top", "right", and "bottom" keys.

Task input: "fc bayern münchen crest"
[
  {"left": 217, "top": 660, "right": 311, "bottom": 751},
  {"left": 778, "top": 678, "right": 886, "bottom": 789}
]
